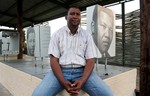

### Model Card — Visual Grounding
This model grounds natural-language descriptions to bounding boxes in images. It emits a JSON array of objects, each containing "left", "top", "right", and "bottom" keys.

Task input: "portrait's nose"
[
  {"left": 104, "top": 28, "right": 110, "bottom": 37},
  {"left": 31, "top": 41, "right": 34, "bottom": 47}
]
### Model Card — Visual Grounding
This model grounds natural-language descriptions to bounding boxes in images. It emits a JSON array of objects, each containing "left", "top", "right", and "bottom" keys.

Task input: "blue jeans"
[{"left": 32, "top": 67, "right": 113, "bottom": 96}]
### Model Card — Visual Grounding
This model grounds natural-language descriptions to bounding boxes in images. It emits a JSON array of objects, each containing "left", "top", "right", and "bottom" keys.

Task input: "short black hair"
[{"left": 66, "top": 6, "right": 81, "bottom": 15}]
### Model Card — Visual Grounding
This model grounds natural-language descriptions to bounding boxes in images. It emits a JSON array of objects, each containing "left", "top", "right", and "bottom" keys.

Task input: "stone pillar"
[
  {"left": 17, "top": 0, "right": 23, "bottom": 59},
  {"left": 140, "top": 0, "right": 150, "bottom": 95}
]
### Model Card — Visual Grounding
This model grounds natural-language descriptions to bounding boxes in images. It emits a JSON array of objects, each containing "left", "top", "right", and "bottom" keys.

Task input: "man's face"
[
  {"left": 98, "top": 11, "right": 113, "bottom": 54},
  {"left": 66, "top": 8, "right": 81, "bottom": 27},
  {"left": 28, "top": 32, "right": 35, "bottom": 55}
]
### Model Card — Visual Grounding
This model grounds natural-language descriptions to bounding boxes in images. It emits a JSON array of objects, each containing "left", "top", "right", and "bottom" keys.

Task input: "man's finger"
[
  {"left": 69, "top": 90, "right": 79, "bottom": 94},
  {"left": 71, "top": 83, "right": 76, "bottom": 87}
]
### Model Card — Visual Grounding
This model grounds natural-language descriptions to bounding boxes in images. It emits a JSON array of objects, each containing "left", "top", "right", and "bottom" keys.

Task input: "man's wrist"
[
  {"left": 80, "top": 77, "right": 86, "bottom": 83},
  {"left": 60, "top": 79, "right": 67, "bottom": 85}
]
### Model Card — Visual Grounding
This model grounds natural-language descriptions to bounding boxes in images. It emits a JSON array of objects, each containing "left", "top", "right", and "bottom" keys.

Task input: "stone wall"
[{"left": 99, "top": 9, "right": 140, "bottom": 66}]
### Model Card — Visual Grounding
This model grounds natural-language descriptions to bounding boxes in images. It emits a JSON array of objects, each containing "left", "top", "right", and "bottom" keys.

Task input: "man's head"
[
  {"left": 27, "top": 27, "right": 35, "bottom": 56},
  {"left": 98, "top": 10, "right": 114, "bottom": 54},
  {"left": 65, "top": 7, "right": 81, "bottom": 28},
  {"left": 93, "top": 7, "right": 114, "bottom": 54}
]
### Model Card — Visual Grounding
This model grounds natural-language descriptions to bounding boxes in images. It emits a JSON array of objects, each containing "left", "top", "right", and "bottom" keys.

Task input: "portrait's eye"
[
  {"left": 33, "top": 39, "right": 35, "bottom": 43},
  {"left": 100, "top": 24, "right": 106, "bottom": 29},
  {"left": 29, "top": 40, "right": 32, "bottom": 43}
]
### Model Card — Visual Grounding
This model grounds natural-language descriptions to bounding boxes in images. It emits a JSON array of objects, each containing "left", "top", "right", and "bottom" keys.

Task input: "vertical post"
[
  {"left": 17, "top": 0, "right": 23, "bottom": 59},
  {"left": 121, "top": 2, "right": 125, "bottom": 66},
  {"left": 105, "top": 57, "right": 107, "bottom": 69},
  {"left": 96, "top": 58, "right": 98, "bottom": 71},
  {"left": 104, "top": 57, "right": 108, "bottom": 75},
  {"left": 140, "top": 0, "right": 150, "bottom": 95},
  {"left": 0, "top": 39, "right": 3, "bottom": 54}
]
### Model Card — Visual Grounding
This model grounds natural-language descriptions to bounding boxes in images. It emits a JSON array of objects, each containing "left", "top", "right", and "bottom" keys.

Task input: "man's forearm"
[
  {"left": 81, "top": 58, "right": 95, "bottom": 83},
  {"left": 50, "top": 55, "right": 76, "bottom": 94},
  {"left": 50, "top": 55, "right": 66, "bottom": 84}
]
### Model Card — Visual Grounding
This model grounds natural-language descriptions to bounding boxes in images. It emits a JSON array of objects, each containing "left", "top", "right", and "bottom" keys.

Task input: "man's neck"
[{"left": 68, "top": 25, "right": 78, "bottom": 35}]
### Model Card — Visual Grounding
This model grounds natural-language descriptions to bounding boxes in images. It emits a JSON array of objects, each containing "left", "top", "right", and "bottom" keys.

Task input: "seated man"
[{"left": 32, "top": 6, "right": 113, "bottom": 96}]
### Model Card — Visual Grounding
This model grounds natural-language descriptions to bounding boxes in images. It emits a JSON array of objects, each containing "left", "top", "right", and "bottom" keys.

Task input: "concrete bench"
[{"left": 0, "top": 62, "right": 137, "bottom": 96}]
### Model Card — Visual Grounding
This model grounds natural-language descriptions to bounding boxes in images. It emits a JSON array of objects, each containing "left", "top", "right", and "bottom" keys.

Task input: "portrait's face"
[
  {"left": 98, "top": 11, "right": 113, "bottom": 54},
  {"left": 27, "top": 32, "right": 35, "bottom": 56}
]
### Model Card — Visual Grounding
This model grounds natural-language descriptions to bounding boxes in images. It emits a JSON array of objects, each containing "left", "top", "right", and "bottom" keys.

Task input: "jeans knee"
[
  {"left": 32, "top": 90, "right": 40, "bottom": 96},
  {"left": 32, "top": 89, "right": 59, "bottom": 96},
  {"left": 86, "top": 88, "right": 114, "bottom": 96},
  {"left": 105, "top": 92, "right": 114, "bottom": 96},
  {"left": 32, "top": 92, "right": 46, "bottom": 96},
  {"left": 32, "top": 91, "right": 38, "bottom": 96}
]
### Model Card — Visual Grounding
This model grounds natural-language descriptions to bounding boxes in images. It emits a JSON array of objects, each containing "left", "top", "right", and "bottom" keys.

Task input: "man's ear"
[{"left": 65, "top": 15, "right": 67, "bottom": 20}]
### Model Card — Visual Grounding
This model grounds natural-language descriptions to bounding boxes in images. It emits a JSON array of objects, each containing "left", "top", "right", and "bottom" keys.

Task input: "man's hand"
[
  {"left": 72, "top": 79, "right": 84, "bottom": 92},
  {"left": 68, "top": 79, "right": 84, "bottom": 96},
  {"left": 62, "top": 80, "right": 72, "bottom": 92},
  {"left": 62, "top": 80, "right": 83, "bottom": 96},
  {"left": 61, "top": 80, "right": 77, "bottom": 94}
]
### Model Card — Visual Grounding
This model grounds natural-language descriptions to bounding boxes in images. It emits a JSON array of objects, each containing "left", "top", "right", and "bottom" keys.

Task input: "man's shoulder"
[
  {"left": 56, "top": 26, "right": 67, "bottom": 32},
  {"left": 52, "top": 26, "right": 67, "bottom": 35},
  {"left": 79, "top": 27, "right": 92, "bottom": 37}
]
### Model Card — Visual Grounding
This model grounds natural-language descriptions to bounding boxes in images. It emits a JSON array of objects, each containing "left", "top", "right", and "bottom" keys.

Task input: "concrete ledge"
[{"left": 0, "top": 62, "right": 137, "bottom": 96}]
